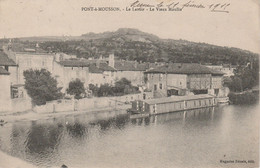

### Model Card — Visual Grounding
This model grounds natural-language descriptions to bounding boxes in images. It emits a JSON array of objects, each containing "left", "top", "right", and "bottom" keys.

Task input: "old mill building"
[{"left": 144, "top": 63, "right": 229, "bottom": 99}]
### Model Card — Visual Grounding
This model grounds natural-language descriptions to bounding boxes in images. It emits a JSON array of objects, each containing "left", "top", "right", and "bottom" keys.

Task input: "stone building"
[
  {"left": 0, "top": 67, "right": 11, "bottom": 112},
  {"left": 144, "top": 63, "right": 226, "bottom": 98}
]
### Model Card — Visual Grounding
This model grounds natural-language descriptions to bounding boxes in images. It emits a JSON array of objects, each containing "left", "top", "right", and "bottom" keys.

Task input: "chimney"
[
  {"left": 109, "top": 53, "right": 115, "bottom": 68},
  {"left": 8, "top": 39, "right": 12, "bottom": 51},
  {"left": 96, "top": 59, "right": 100, "bottom": 68},
  {"left": 134, "top": 60, "right": 138, "bottom": 68},
  {"left": 35, "top": 43, "right": 39, "bottom": 52}
]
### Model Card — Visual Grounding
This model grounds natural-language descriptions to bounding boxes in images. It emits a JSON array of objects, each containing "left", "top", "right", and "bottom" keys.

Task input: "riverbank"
[
  {"left": 0, "top": 104, "right": 130, "bottom": 168},
  {"left": 0, "top": 151, "right": 37, "bottom": 168},
  {"left": 228, "top": 90, "right": 259, "bottom": 105},
  {"left": 0, "top": 104, "right": 130, "bottom": 124}
]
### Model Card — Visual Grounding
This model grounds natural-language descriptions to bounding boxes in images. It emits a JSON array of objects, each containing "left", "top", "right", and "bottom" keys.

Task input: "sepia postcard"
[{"left": 0, "top": 0, "right": 259, "bottom": 167}]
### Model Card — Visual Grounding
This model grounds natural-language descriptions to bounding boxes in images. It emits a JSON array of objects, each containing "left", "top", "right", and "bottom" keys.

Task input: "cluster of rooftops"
[
  {"left": 0, "top": 48, "right": 224, "bottom": 76},
  {"left": 58, "top": 59, "right": 224, "bottom": 75}
]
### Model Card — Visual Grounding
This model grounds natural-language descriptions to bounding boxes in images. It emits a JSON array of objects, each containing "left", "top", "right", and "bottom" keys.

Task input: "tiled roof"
[
  {"left": 89, "top": 63, "right": 116, "bottom": 73},
  {"left": 145, "top": 63, "right": 224, "bottom": 75},
  {"left": 89, "top": 64, "right": 103, "bottom": 73},
  {"left": 58, "top": 60, "right": 90, "bottom": 67},
  {"left": 99, "top": 63, "right": 116, "bottom": 71},
  {"left": 143, "top": 94, "right": 214, "bottom": 105},
  {"left": 0, "top": 51, "right": 16, "bottom": 66},
  {"left": 210, "top": 69, "right": 225, "bottom": 76},
  {"left": 0, "top": 67, "right": 10, "bottom": 75},
  {"left": 114, "top": 61, "right": 149, "bottom": 71}
]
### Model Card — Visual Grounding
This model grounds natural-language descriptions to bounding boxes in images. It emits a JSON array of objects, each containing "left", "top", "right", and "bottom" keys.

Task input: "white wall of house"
[
  {"left": 116, "top": 71, "right": 144, "bottom": 86},
  {"left": 8, "top": 66, "right": 18, "bottom": 85},
  {"left": 88, "top": 73, "right": 105, "bottom": 87},
  {"left": 15, "top": 53, "right": 55, "bottom": 84},
  {"left": 146, "top": 73, "right": 165, "bottom": 91},
  {"left": 0, "top": 74, "right": 11, "bottom": 112},
  {"left": 63, "top": 67, "right": 89, "bottom": 92},
  {"left": 167, "top": 74, "right": 187, "bottom": 89},
  {"left": 146, "top": 73, "right": 187, "bottom": 97},
  {"left": 103, "top": 71, "right": 116, "bottom": 85},
  {"left": 211, "top": 76, "right": 223, "bottom": 89},
  {"left": 53, "top": 62, "right": 89, "bottom": 92}
]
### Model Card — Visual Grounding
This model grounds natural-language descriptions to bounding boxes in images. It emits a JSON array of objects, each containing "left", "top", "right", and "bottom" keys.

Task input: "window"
[
  {"left": 154, "top": 84, "right": 157, "bottom": 91},
  {"left": 159, "top": 74, "right": 163, "bottom": 81},
  {"left": 159, "top": 83, "right": 163, "bottom": 89},
  {"left": 199, "top": 100, "right": 201, "bottom": 106}
]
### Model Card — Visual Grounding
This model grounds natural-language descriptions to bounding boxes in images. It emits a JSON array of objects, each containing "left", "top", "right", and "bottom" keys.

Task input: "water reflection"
[
  {"left": 0, "top": 105, "right": 258, "bottom": 168},
  {"left": 130, "top": 107, "right": 215, "bottom": 126}
]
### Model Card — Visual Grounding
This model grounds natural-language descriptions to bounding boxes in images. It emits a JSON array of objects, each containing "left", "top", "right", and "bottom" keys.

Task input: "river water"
[{"left": 0, "top": 104, "right": 259, "bottom": 168}]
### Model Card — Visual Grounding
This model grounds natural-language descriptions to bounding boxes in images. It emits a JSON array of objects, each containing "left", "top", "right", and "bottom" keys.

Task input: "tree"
[
  {"left": 114, "top": 78, "right": 131, "bottom": 93},
  {"left": 89, "top": 84, "right": 99, "bottom": 97},
  {"left": 230, "top": 61, "right": 259, "bottom": 91},
  {"left": 66, "top": 79, "right": 86, "bottom": 99},
  {"left": 98, "top": 84, "right": 113, "bottom": 97},
  {"left": 228, "top": 76, "right": 243, "bottom": 92},
  {"left": 23, "top": 69, "right": 63, "bottom": 106}
]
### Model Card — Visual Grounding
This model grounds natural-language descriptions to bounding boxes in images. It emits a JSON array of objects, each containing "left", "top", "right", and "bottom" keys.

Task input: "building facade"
[
  {"left": 206, "top": 64, "right": 236, "bottom": 77},
  {"left": 14, "top": 52, "right": 55, "bottom": 84},
  {"left": 145, "top": 63, "right": 225, "bottom": 98},
  {"left": 54, "top": 60, "right": 90, "bottom": 92},
  {"left": 0, "top": 67, "right": 11, "bottom": 112}
]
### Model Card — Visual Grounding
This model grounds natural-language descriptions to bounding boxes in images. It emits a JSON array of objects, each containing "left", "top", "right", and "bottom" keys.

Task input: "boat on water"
[{"left": 128, "top": 94, "right": 218, "bottom": 117}]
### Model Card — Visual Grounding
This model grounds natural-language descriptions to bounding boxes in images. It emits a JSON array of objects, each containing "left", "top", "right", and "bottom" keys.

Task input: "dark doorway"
[{"left": 154, "top": 84, "right": 157, "bottom": 91}]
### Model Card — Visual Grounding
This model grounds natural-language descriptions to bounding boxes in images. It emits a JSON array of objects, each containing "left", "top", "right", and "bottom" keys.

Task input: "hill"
[{"left": 2, "top": 28, "right": 258, "bottom": 64}]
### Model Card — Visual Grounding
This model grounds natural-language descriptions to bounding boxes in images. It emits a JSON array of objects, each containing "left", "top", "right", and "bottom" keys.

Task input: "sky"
[{"left": 0, "top": 0, "right": 259, "bottom": 53}]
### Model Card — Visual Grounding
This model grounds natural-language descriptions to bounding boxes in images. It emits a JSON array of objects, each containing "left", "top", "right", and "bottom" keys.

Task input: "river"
[{"left": 0, "top": 104, "right": 259, "bottom": 168}]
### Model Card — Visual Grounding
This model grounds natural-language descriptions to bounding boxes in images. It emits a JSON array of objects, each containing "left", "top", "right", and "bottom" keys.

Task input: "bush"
[
  {"left": 66, "top": 79, "right": 86, "bottom": 99},
  {"left": 228, "top": 92, "right": 259, "bottom": 105},
  {"left": 88, "top": 78, "right": 140, "bottom": 97}
]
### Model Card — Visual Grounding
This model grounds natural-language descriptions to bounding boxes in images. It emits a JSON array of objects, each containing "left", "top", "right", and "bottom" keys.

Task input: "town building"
[
  {"left": 144, "top": 63, "right": 227, "bottom": 98},
  {"left": 0, "top": 50, "right": 17, "bottom": 84},
  {"left": 206, "top": 64, "right": 236, "bottom": 77},
  {"left": 95, "top": 62, "right": 117, "bottom": 86},
  {"left": 113, "top": 60, "right": 147, "bottom": 86},
  {"left": 0, "top": 67, "right": 11, "bottom": 112},
  {"left": 54, "top": 60, "right": 90, "bottom": 92},
  {"left": 83, "top": 54, "right": 162, "bottom": 87},
  {"left": 54, "top": 59, "right": 116, "bottom": 91},
  {"left": 88, "top": 64, "right": 105, "bottom": 87}
]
